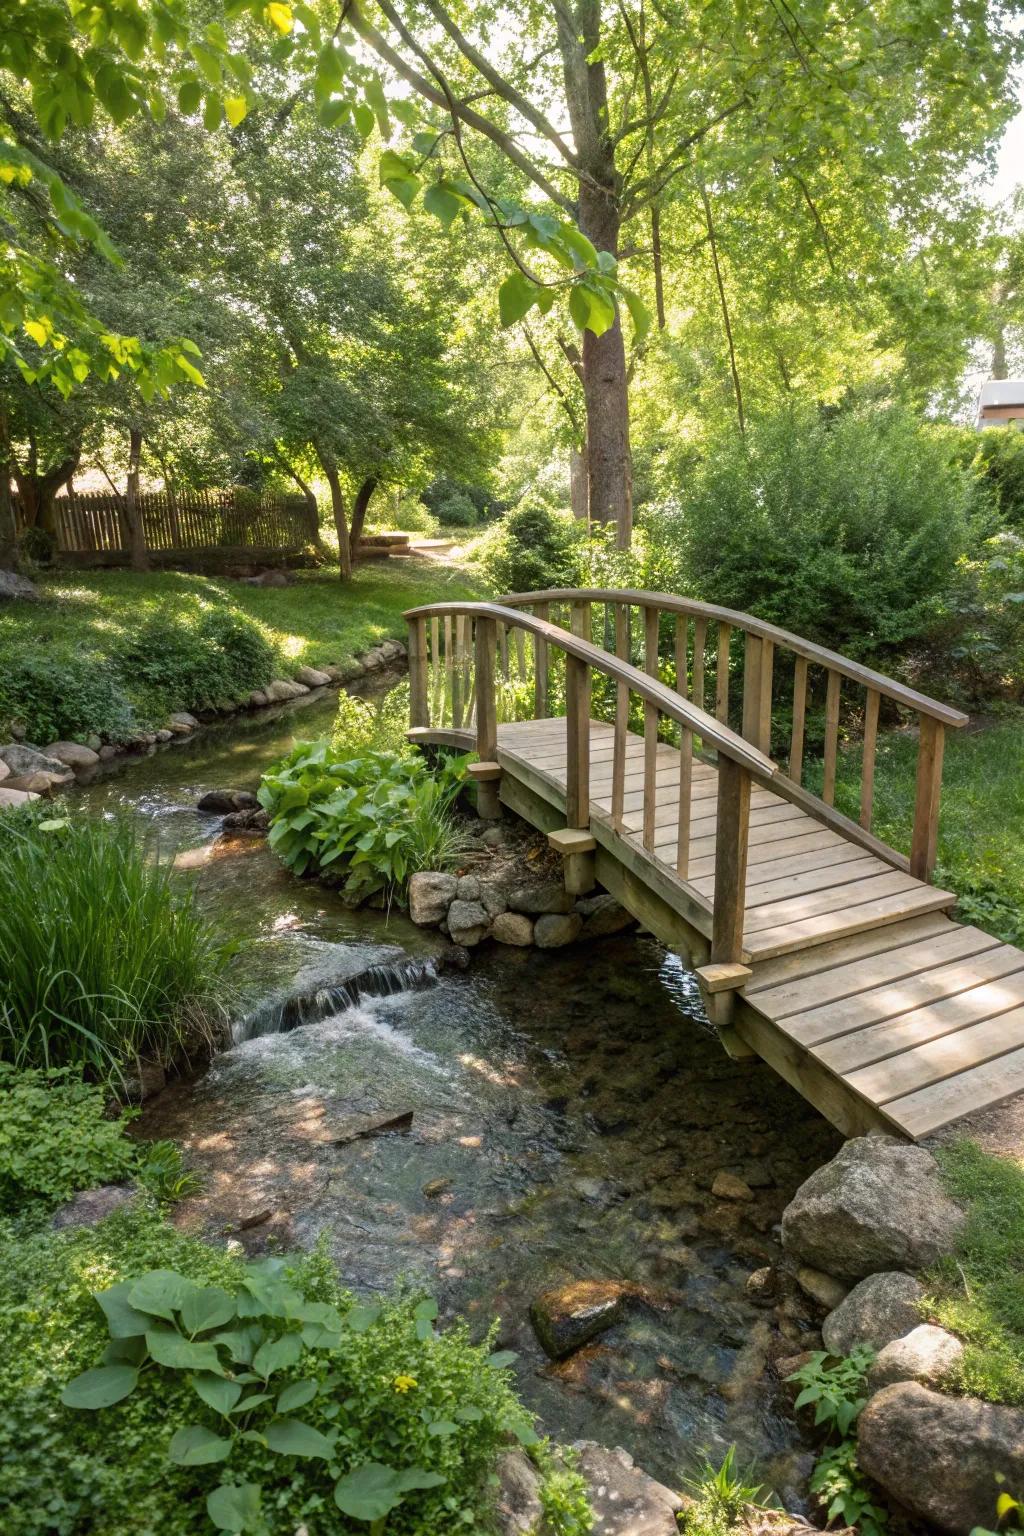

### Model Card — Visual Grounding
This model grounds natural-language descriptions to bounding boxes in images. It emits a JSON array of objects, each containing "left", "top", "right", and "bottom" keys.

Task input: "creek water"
[{"left": 76, "top": 683, "right": 840, "bottom": 1498}]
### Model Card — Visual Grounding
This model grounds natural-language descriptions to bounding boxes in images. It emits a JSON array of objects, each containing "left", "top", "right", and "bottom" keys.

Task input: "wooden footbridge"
[{"left": 404, "top": 589, "right": 1024, "bottom": 1142}]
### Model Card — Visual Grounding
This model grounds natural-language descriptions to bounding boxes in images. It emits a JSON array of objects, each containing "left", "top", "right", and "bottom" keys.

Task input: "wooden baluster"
[
  {"left": 822, "top": 669, "right": 841, "bottom": 806},
  {"left": 571, "top": 599, "right": 591, "bottom": 642},
  {"left": 711, "top": 756, "right": 751, "bottom": 965},
  {"left": 741, "top": 634, "right": 773, "bottom": 753},
  {"left": 789, "top": 655, "right": 807, "bottom": 785},
  {"left": 514, "top": 626, "right": 527, "bottom": 681},
  {"left": 565, "top": 654, "right": 590, "bottom": 829},
  {"left": 643, "top": 607, "right": 660, "bottom": 850},
  {"left": 451, "top": 616, "right": 463, "bottom": 729},
  {"left": 534, "top": 601, "right": 549, "bottom": 718},
  {"left": 692, "top": 617, "right": 707, "bottom": 712},
  {"left": 498, "top": 620, "right": 509, "bottom": 679},
  {"left": 611, "top": 605, "right": 629, "bottom": 832},
  {"left": 911, "top": 715, "right": 945, "bottom": 882},
  {"left": 430, "top": 616, "right": 441, "bottom": 722},
  {"left": 475, "top": 618, "right": 497, "bottom": 760},
  {"left": 860, "top": 688, "right": 880, "bottom": 831},
  {"left": 674, "top": 616, "right": 688, "bottom": 702},
  {"left": 716, "top": 622, "right": 732, "bottom": 722},
  {"left": 676, "top": 725, "right": 693, "bottom": 878},
  {"left": 408, "top": 617, "right": 428, "bottom": 729}
]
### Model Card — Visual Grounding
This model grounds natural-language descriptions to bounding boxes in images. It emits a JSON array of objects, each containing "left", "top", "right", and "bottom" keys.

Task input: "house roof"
[{"left": 978, "top": 380, "right": 1024, "bottom": 408}]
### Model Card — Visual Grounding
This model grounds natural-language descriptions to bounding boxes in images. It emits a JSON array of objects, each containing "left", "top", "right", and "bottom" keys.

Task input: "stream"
[{"left": 76, "top": 681, "right": 840, "bottom": 1499}]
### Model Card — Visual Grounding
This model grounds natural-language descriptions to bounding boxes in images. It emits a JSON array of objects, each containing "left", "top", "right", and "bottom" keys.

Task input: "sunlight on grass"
[{"left": 926, "top": 1141, "right": 1024, "bottom": 1406}]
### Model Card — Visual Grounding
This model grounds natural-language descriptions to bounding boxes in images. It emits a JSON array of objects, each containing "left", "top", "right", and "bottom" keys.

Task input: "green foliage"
[
  {"left": 478, "top": 502, "right": 584, "bottom": 596},
  {"left": 966, "top": 429, "right": 1024, "bottom": 533},
  {"left": 330, "top": 681, "right": 410, "bottom": 757},
  {"left": 136, "top": 1141, "right": 205, "bottom": 1205},
  {"left": 0, "top": 1065, "right": 137, "bottom": 1213},
  {"left": 0, "top": 814, "right": 233, "bottom": 1077},
  {"left": 0, "top": 641, "right": 138, "bottom": 744},
  {"left": 682, "top": 1444, "right": 772, "bottom": 1530},
  {"left": 653, "top": 402, "right": 975, "bottom": 664},
  {"left": 927, "top": 533, "right": 1024, "bottom": 704},
  {"left": 0, "top": 1201, "right": 534, "bottom": 1534},
  {"left": 927, "top": 1141, "right": 1024, "bottom": 1406},
  {"left": 532, "top": 1444, "right": 594, "bottom": 1534},
  {"left": 19, "top": 524, "right": 56, "bottom": 565},
  {"left": 787, "top": 1350, "right": 887, "bottom": 1535},
  {"left": 259, "top": 743, "right": 469, "bottom": 898},
  {"left": 116, "top": 608, "right": 277, "bottom": 713}
]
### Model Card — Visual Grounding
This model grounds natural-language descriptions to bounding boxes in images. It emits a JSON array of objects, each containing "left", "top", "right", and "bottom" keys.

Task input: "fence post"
[
  {"left": 565, "top": 654, "right": 591, "bottom": 829},
  {"left": 910, "top": 716, "right": 945, "bottom": 883},
  {"left": 711, "top": 755, "right": 751, "bottom": 965},
  {"left": 475, "top": 617, "right": 497, "bottom": 760}
]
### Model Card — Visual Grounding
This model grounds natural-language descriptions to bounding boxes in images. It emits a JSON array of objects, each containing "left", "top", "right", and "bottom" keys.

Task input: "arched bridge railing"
[
  {"left": 498, "top": 588, "right": 968, "bottom": 885},
  {"left": 404, "top": 599, "right": 776, "bottom": 967}
]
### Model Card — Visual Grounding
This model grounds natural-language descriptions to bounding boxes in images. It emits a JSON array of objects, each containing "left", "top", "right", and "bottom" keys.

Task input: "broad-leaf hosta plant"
[
  {"left": 258, "top": 744, "right": 470, "bottom": 901},
  {"left": 61, "top": 1254, "right": 535, "bottom": 1534}
]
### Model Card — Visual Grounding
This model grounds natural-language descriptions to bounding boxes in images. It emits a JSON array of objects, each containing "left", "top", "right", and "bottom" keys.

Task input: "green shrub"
[
  {"left": 651, "top": 402, "right": 975, "bottom": 664},
  {"left": 966, "top": 428, "right": 1024, "bottom": 533},
  {"left": 0, "top": 814, "right": 234, "bottom": 1078},
  {"left": 116, "top": 608, "right": 278, "bottom": 713},
  {"left": 0, "top": 1065, "right": 138, "bottom": 1212},
  {"left": 18, "top": 524, "right": 57, "bottom": 565},
  {"left": 0, "top": 1203, "right": 535, "bottom": 1535},
  {"left": 0, "top": 641, "right": 137, "bottom": 743},
  {"left": 478, "top": 502, "right": 584, "bottom": 595},
  {"left": 330, "top": 681, "right": 410, "bottom": 757},
  {"left": 923, "top": 532, "right": 1024, "bottom": 702},
  {"left": 787, "top": 1349, "right": 887, "bottom": 1535},
  {"left": 259, "top": 743, "right": 468, "bottom": 900}
]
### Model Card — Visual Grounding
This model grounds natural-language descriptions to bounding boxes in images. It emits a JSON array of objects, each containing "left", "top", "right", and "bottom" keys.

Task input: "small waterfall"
[{"left": 234, "top": 957, "right": 438, "bottom": 1042}]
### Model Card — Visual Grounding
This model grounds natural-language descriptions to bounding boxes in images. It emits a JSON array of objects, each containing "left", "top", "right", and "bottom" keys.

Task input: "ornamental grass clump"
[{"left": 0, "top": 812, "right": 234, "bottom": 1078}]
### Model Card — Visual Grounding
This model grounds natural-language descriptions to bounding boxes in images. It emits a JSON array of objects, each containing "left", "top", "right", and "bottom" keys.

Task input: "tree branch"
[
  {"left": 700, "top": 183, "right": 745, "bottom": 437},
  {"left": 621, "top": 95, "right": 750, "bottom": 219},
  {"left": 521, "top": 322, "right": 583, "bottom": 441}
]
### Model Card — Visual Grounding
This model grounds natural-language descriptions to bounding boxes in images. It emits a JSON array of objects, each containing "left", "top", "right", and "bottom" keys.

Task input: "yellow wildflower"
[{"left": 392, "top": 1374, "right": 418, "bottom": 1393}]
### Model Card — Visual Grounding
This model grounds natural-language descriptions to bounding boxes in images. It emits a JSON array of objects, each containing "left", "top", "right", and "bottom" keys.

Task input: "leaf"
[
  {"left": 412, "top": 1299, "right": 438, "bottom": 1322},
  {"left": 344, "top": 1304, "right": 380, "bottom": 1334},
  {"left": 364, "top": 74, "right": 390, "bottom": 136},
  {"left": 146, "top": 1330, "right": 223, "bottom": 1373},
  {"left": 454, "top": 1405, "right": 483, "bottom": 1422},
  {"left": 486, "top": 1350, "right": 517, "bottom": 1369},
  {"left": 168, "top": 1425, "right": 234, "bottom": 1465},
  {"left": 427, "top": 1420, "right": 457, "bottom": 1437},
  {"left": 498, "top": 272, "right": 539, "bottom": 327},
  {"left": 276, "top": 1379, "right": 318, "bottom": 1414},
  {"left": 569, "top": 280, "right": 616, "bottom": 338},
  {"left": 127, "top": 1271, "right": 192, "bottom": 1322},
  {"left": 207, "top": 1483, "right": 262, "bottom": 1534},
  {"left": 191, "top": 1373, "right": 243, "bottom": 1415},
  {"left": 621, "top": 285, "right": 651, "bottom": 341},
  {"left": 95, "top": 1282, "right": 151, "bottom": 1339},
  {"left": 181, "top": 1286, "right": 236, "bottom": 1336},
  {"left": 224, "top": 96, "right": 248, "bottom": 127},
  {"left": 252, "top": 1332, "right": 303, "bottom": 1378},
  {"left": 61, "top": 1365, "right": 138, "bottom": 1410},
  {"left": 265, "top": 1418, "right": 334, "bottom": 1459},
  {"left": 264, "top": 2, "right": 293, "bottom": 35},
  {"left": 423, "top": 182, "right": 464, "bottom": 231},
  {"left": 204, "top": 93, "right": 223, "bottom": 132},
  {"left": 334, "top": 1463, "right": 442, "bottom": 1522}
]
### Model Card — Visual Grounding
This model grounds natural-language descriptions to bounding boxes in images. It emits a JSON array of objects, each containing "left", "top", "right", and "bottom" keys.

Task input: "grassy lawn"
[
  {"left": 0, "top": 560, "right": 484, "bottom": 743},
  {"left": 811, "top": 714, "right": 1024, "bottom": 945}
]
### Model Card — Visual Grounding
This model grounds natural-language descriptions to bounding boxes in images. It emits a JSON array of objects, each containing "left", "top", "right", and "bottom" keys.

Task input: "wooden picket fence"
[{"left": 12, "top": 487, "right": 316, "bottom": 560}]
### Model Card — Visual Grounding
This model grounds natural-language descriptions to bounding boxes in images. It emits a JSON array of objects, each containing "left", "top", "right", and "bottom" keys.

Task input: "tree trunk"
[
  {"left": 557, "top": 2, "right": 633, "bottom": 549},
  {"left": 12, "top": 446, "right": 80, "bottom": 537},
  {"left": 313, "top": 441, "right": 351, "bottom": 580},
  {"left": 569, "top": 446, "right": 589, "bottom": 522},
  {"left": 347, "top": 476, "right": 378, "bottom": 567},
  {"left": 122, "top": 427, "right": 150, "bottom": 572},
  {"left": 0, "top": 463, "right": 17, "bottom": 571},
  {"left": 274, "top": 448, "right": 323, "bottom": 547}
]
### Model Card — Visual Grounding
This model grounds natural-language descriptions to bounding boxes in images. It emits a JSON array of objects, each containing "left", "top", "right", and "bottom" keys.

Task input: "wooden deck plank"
[
  {"left": 742, "top": 913, "right": 957, "bottom": 994},
  {"left": 743, "top": 886, "right": 957, "bottom": 962},
  {"left": 743, "top": 871, "right": 924, "bottom": 936},
  {"left": 784, "top": 943, "right": 1024, "bottom": 1047},
  {"left": 848, "top": 1004, "right": 1024, "bottom": 1102},
  {"left": 817, "top": 969, "right": 1024, "bottom": 1075},
  {"left": 884, "top": 1043, "right": 1024, "bottom": 1138},
  {"left": 696, "top": 853, "right": 888, "bottom": 910},
  {"left": 753, "top": 925, "right": 1001, "bottom": 1020},
  {"left": 690, "top": 841, "right": 872, "bottom": 898}
]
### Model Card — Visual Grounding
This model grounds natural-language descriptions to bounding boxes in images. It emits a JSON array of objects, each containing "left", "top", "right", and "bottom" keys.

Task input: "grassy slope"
[
  {"left": 8, "top": 561, "right": 483, "bottom": 673},
  {"left": 810, "top": 715, "right": 1024, "bottom": 944}
]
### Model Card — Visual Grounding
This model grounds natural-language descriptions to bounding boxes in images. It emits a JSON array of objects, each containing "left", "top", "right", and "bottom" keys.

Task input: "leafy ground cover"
[
  {"left": 0, "top": 1201, "right": 571, "bottom": 1536},
  {"left": 927, "top": 1141, "right": 1024, "bottom": 1407},
  {"left": 0, "top": 562, "right": 483, "bottom": 743},
  {"left": 808, "top": 713, "right": 1024, "bottom": 944}
]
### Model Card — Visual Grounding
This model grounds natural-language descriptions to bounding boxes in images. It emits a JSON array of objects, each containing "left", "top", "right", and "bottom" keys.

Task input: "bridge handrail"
[
  {"left": 499, "top": 588, "right": 969, "bottom": 730},
  {"left": 403, "top": 600, "right": 777, "bottom": 777}
]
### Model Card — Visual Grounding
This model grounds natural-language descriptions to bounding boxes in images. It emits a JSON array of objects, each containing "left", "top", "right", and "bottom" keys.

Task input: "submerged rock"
[
  {"left": 530, "top": 1279, "right": 630, "bottom": 1360},
  {"left": 712, "top": 1170, "right": 754, "bottom": 1201},
  {"left": 822, "top": 1271, "right": 924, "bottom": 1356},
  {"left": 857, "top": 1382, "right": 1024, "bottom": 1534},
  {"left": 42, "top": 740, "right": 100, "bottom": 770},
  {"left": 572, "top": 1443, "right": 684, "bottom": 1535},
  {"left": 534, "top": 912, "right": 583, "bottom": 948},
  {"left": 197, "top": 789, "right": 259, "bottom": 814},
  {"left": 781, "top": 1135, "right": 965, "bottom": 1280},
  {"left": 575, "top": 893, "right": 635, "bottom": 938}
]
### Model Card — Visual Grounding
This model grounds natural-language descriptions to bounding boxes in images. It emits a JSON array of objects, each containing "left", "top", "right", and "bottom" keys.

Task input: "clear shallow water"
[{"left": 76, "top": 686, "right": 839, "bottom": 1495}]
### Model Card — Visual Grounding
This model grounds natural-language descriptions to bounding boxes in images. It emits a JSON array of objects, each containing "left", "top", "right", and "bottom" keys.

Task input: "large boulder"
[
  {"left": 867, "top": 1324, "right": 964, "bottom": 1393},
  {"left": 508, "top": 880, "right": 574, "bottom": 916},
  {"left": 491, "top": 911, "right": 534, "bottom": 947},
  {"left": 408, "top": 871, "right": 457, "bottom": 926},
  {"left": 168, "top": 711, "right": 199, "bottom": 731},
  {"left": 0, "top": 785, "right": 38, "bottom": 807},
  {"left": 576, "top": 893, "right": 636, "bottom": 938},
  {"left": 264, "top": 679, "right": 308, "bottom": 702},
  {"left": 530, "top": 1280, "right": 630, "bottom": 1360},
  {"left": 51, "top": 1184, "right": 138, "bottom": 1230},
  {"left": 197, "top": 789, "right": 258, "bottom": 814},
  {"left": 0, "top": 743, "right": 70, "bottom": 778},
  {"left": 447, "top": 899, "right": 489, "bottom": 947},
  {"left": 857, "top": 1382, "right": 1024, "bottom": 1534},
  {"left": 494, "top": 1449, "right": 543, "bottom": 1533},
  {"left": 0, "top": 758, "right": 9, "bottom": 781},
  {"left": 534, "top": 912, "right": 583, "bottom": 948},
  {"left": 42, "top": 740, "right": 100, "bottom": 770},
  {"left": 0, "top": 570, "right": 39, "bottom": 600},
  {"left": 294, "top": 665, "right": 331, "bottom": 687},
  {"left": 781, "top": 1135, "right": 965, "bottom": 1281},
  {"left": 821, "top": 1272, "right": 924, "bottom": 1355},
  {"left": 4, "top": 770, "right": 70, "bottom": 795}
]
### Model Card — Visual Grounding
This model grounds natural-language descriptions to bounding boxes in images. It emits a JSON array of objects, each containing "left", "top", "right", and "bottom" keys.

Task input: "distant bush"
[
  {"left": 650, "top": 403, "right": 976, "bottom": 663},
  {"left": 922, "top": 531, "right": 1024, "bottom": 701},
  {"left": 478, "top": 501, "right": 585, "bottom": 595},
  {"left": 0, "top": 815, "right": 234, "bottom": 1078},
  {"left": 421, "top": 477, "right": 495, "bottom": 528},
  {"left": 962, "top": 428, "right": 1024, "bottom": 533},
  {"left": 434, "top": 489, "right": 480, "bottom": 528},
  {"left": 116, "top": 608, "right": 277, "bottom": 712},
  {"left": 0, "top": 643, "right": 137, "bottom": 744}
]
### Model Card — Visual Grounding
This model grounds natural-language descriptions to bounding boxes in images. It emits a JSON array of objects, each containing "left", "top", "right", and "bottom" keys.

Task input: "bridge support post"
[
  {"left": 468, "top": 760, "right": 502, "bottom": 820},
  {"left": 548, "top": 827, "right": 596, "bottom": 894},
  {"left": 695, "top": 961, "right": 756, "bottom": 1061}
]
